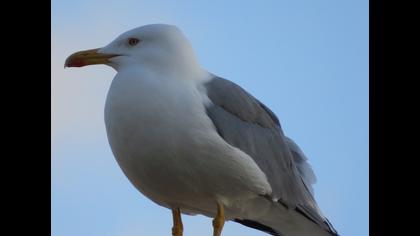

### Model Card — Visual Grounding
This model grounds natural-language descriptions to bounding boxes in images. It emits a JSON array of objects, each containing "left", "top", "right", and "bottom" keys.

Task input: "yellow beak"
[{"left": 64, "top": 48, "right": 119, "bottom": 68}]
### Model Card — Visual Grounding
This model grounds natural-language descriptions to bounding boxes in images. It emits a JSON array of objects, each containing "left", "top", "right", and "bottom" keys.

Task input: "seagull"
[{"left": 65, "top": 24, "right": 338, "bottom": 236}]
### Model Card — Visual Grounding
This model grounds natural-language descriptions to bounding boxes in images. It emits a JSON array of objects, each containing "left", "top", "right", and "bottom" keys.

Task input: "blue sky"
[{"left": 52, "top": 1, "right": 368, "bottom": 236}]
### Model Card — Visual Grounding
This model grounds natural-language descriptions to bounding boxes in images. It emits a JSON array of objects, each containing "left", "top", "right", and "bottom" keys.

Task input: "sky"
[{"left": 52, "top": 1, "right": 368, "bottom": 236}]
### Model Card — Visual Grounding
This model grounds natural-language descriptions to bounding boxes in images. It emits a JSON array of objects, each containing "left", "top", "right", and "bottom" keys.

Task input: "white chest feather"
[
  {"left": 104, "top": 69, "right": 271, "bottom": 215},
  {"left": 105, "top": 70, "right": 212, "bottom": 156}
]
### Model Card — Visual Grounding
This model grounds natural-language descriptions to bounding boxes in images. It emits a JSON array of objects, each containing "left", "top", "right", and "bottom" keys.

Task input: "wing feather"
[{"left": 203, "top": 76, "right": 337, "bottom": 234}]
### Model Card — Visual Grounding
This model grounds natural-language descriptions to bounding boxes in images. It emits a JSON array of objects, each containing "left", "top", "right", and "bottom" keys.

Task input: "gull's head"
[{"left": 65, "top": 24, "right": 203, "bottom": 77}]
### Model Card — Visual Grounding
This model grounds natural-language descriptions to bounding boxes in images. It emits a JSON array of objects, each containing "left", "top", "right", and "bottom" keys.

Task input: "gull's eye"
[{"left": 128, "top": 38, "right": 140, "bottom": 46}]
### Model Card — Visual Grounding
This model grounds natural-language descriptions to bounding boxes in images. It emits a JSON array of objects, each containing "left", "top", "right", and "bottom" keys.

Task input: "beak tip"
[
  {"left": 64, "top": 57, "right": 71, "bottom": 68},
  {"left": 64, "top": 58, "right": 85, "bottom": 68}
]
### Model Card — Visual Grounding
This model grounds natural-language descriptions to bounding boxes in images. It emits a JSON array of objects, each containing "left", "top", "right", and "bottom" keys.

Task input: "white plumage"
[
  {"left": 65, "top": 24, "right": 338, "bottom": 236},
  {"left": 105, "top": 68, "right": 271, "bottom": 216}
]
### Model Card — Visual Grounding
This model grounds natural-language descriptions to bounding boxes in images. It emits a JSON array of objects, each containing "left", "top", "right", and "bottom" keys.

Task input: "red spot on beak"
[{"left": 65, "top": 58, "right": 86, "bottom": 67}]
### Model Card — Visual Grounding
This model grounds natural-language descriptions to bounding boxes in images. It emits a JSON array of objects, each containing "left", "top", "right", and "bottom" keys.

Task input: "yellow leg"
[
  {"left": 212, "top": 203, "right": 225, "bottom": 236},
  {"left": 172, "top": 208, "right": 183, "bottom": 236}
]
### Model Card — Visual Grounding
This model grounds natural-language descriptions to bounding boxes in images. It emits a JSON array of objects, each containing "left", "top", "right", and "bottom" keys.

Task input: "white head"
[{"left": 65, "top": 24, "right": 205, "bottom": 79}]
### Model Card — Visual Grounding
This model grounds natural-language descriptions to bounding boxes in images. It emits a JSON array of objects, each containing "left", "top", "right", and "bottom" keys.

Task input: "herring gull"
[{"left": 65, "top": 24, "right": 338, "bottom": 236}]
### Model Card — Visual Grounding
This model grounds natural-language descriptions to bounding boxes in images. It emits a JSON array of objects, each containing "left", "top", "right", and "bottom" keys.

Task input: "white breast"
[{"left": 104, "top": 68, "right": 271, "bottom": 216}]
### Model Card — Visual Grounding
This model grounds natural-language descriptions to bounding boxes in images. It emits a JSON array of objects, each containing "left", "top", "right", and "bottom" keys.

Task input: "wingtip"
[{"left": 324, "top": 218, "right": 339, "bottom": 236}]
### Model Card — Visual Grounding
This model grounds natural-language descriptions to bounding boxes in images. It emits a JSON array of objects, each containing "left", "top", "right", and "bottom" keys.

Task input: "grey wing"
[
  {"left": 284, "top": 137, "right": 338, "bottom": 235},
  {"left": 285, "top": 136, "right": 317, "bottom": 195},
  {"left": 204, "top": 76, "right": 337, "bottom": 234}
]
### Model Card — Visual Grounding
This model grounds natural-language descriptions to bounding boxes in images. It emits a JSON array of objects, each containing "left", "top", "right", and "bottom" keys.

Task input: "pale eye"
[{"left": 128, "top": 38, "right": 140, "bottom": 46}]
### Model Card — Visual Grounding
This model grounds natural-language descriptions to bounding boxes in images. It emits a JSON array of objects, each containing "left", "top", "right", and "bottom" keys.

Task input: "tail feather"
[
  {"left": 232, "top": 197, "right": 338, "bottom": 236},
  {"left": 234, "top": 219, "right": 282, "bottom": 236}
]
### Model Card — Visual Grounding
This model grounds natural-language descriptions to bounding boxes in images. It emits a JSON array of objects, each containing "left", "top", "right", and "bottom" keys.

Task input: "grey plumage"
[
  {"left": 285, "top": 137, "right": 316, "bottom": 195},
  {"left": 204, "top": 76, "right": 338, "bottom": 236}
]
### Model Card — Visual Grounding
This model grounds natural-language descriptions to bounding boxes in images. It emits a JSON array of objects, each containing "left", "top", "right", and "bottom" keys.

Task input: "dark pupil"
[{"left": 129, "top": 38, "right": 138, "bottom": 45}]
